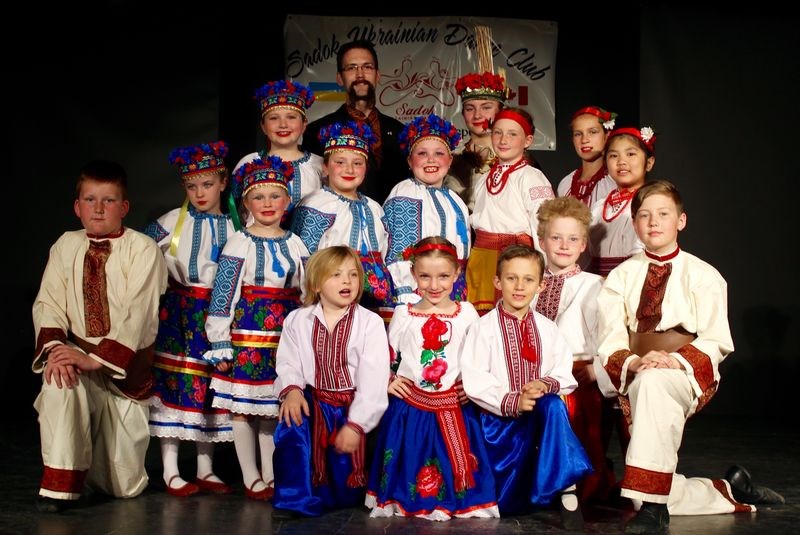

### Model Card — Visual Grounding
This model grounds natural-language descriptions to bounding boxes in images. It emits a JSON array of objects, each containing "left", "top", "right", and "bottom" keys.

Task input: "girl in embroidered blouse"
[
  {"left": 467, "top": 107, "right": 555, "bottom": 316},
  {"left": 587, "top": 126, "right": 656, "bottom": 277},
  {"left": 203, "top": 156, "right": 308, "bottom": 501},
  {"left": 365, "top": 236, "right": 499, "bottom": 521},
  {"left": 232, "top": 80, "right": 322, "bottom": 223},
  {"left": 383, "top": 114, "right": 471, "bottom": 306},
  {"left": 291, "top": 121, "right": 396, "bottom": 324},
  {"left": 557, "top": 106, "right": 618, "bottom": 208},
  {"left": 143, "top": 141, "right": 238, "bottom": 497},
  {"left": 271, "top": 246, "right": 390, "bottom": 519}
]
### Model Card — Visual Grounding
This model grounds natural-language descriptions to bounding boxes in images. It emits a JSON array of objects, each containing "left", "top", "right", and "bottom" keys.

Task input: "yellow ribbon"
[{"left": 169, "top": 197, "right": 190, "bottom": 257}]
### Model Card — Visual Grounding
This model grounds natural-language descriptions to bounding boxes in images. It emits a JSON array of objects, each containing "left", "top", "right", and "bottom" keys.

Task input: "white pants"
[
  {"left": 621, "top": 369, "right": 755, "bottom": 515},
  {"left": 34, "top": 370, "right": 150, "bottom": 500}
]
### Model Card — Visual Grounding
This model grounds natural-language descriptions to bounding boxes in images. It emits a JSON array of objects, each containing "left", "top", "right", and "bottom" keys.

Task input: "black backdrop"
[{"left": 6, "top": 3, "right": 798, "bottom": 421}]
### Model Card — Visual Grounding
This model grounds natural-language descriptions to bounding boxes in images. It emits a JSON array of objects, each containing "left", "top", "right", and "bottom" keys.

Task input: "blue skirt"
[
  {"left": 150, "top": 287, "right": 232, "bottom": 441},
  {"left": 272, "top": 389, "right": 365, "bottom": 517},
  {"left": 481, "top": 393, "right": 593, "bottom": 515},
  {"left": 366, "top": 396, "right": 499, "bottom": 519}
]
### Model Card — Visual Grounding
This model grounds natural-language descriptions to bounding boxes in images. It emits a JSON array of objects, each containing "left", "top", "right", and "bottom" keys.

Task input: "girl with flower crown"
[
  {"left": 365, "top": 236, "right": 499, "bottom": 521},
  {"left": 144, "top": 141, "right": 238, "bottom": 497},
  {"left": 291, "top": 120, "right": 396, "bottom": 323},
  {"left": 467, "top": 107, "right": 555, "bottom": 316},
  {"left": 445, "top": 71, "right": 507, "bottom": 210},
  {"left": 587, "top": 126, "right": 656, "bottom": 276},
  {"left": 383, "top": 114, "right": 471, "bottom": 305},
  {"left": 202, "top": 156, "right": 308, "bottom": 501},
  {"left": 233, "top": 80, "right": 322, "bottom": 223}
]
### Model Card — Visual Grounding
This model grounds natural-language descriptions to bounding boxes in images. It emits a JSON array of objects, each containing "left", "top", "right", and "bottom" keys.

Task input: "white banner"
[{"left": 284, "top": 15, "right": 558, "bottom": 151}]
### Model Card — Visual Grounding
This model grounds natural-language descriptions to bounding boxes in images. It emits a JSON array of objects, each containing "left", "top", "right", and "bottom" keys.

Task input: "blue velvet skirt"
[{"left": 272, "top": 388, "right": 365, "bottom": 517}]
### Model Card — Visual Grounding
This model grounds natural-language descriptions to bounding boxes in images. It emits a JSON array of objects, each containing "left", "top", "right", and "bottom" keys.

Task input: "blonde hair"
[
  {"left": 536, "top": 197, "right": 592, "bottom": 240},
  {"left": 303, "top": 246, "right": 364, "bottom": 306}
]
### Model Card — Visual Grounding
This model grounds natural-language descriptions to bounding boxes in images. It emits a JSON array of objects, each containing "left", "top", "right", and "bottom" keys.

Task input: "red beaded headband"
[{"left": 493, "top": 110, "right": 533, "bottom": 136}]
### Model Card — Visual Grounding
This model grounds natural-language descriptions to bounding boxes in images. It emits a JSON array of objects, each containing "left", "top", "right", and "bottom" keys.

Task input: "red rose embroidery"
[
  {"left": 159, "top": 308, "right": 168, "bottom": 321},
  {"left": 416, "top": 464, "right": 444, "bottom": 498},
  {"left": 422, "top": 358, "right": 448, "bottom": 384},
  {"left": 421, "top": 316, "right": 447, "bottom": 345}
]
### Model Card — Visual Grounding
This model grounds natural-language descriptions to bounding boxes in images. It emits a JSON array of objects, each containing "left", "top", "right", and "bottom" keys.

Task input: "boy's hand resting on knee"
[
  {"left": 45, "top": 345, "right": 103, "bottom": 388},
  {"left": 333, "top": 424, "right": 361, "bottom": 454},
  {"left": 630, "top": 350, "right": 684, "bottom": 374},
  {"left": 279, "top": 389, "right": 310, "bottom": 427},
  {"left": 519, "top": 380, "right": 548, "bottom": 411}
]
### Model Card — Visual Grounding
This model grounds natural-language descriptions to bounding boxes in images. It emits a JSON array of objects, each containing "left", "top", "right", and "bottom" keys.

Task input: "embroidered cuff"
[
  {"left": 279, "top": 385, "right": 303, "bottom": 401},
  {"left": 540, "top": 376, "right": 560, "bottom": 394},
  {"left": 501, "top": 392, "right": 521, "bottom": 417},
  {"left": 345, "top": 421, "right": 365, "bottom": 435}
]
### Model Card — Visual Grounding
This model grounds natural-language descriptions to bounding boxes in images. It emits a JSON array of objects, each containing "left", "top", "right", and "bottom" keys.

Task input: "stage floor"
[{"left": 1, "top": 413, "right": 795, "bottom": 534}]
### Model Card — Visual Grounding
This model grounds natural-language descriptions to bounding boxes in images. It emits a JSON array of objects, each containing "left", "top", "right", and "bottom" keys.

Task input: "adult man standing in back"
[{"left": 303, "top": 39, "right": 408, "bottom": 204}]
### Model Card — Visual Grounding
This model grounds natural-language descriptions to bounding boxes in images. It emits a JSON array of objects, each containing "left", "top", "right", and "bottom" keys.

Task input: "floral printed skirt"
[
  {"left": 365, "top": 395, "right": 499, "bottom": 521},
  {"left": 359, "top": 251, "right": 396, "bottom": 324},
  {"left": 150, "top": 285, "right": 232, "bottom": 442},
  {"left": 210, "top": 286, "right": 300, "bottom": 416}
]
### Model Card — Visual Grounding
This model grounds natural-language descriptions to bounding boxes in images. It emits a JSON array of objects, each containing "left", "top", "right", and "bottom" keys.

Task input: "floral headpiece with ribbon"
[
  {"left": 231, "top": 155, "right": 293, "bottom": 199},
  {"left": 608, "top": 126, "right": 657, "bottom": 155},
  {"left": 398, "top": 114, "right": 462, "bottom": 155},
  {"left": 455, "top": 71, "right": 513, "bottom": 103},
  {"left": 168, "top": 141, "right": 229, "bottom": 179},
  {"left": 254, "top": 80, "right": 315, "bottom": 117},
  {"left": 572, "top": 106, "right": 617, "bottom": 131},
  {"left": 319, "top": 120, "right": 377, "bottom": 158}
]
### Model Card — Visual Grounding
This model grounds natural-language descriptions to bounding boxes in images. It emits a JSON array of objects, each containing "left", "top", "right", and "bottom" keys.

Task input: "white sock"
[
  {"left": 561, "top": 484, "right": 579, "bottom": 511},
  {"left": 196, "top": 442, "right": 221, "bottom": 482},
  {"left": 258, "top": 419, "right": 277, "bottom": 485},
  {"left": 160, "top": 437, "right": 185, "bottom": 488},
  {"left": 233, "top": 418, "right": 265, "bottom": 491}
]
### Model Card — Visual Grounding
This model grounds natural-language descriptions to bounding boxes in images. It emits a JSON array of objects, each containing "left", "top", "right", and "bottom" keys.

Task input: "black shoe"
[
  {"left": 35, "top": 496, "right": 74, "bottom": 513},
  {"left": 558, "top": 492, "right": 584, "bottom": 531},
  {"left": 271, "top": 506, "right": 303, "bottom": 521},
  {"left": 724, "top": 465, "right": 785, "bottom": 505},
  {"left": 624, "top": 502, "right": 669, "bottom": 534}
]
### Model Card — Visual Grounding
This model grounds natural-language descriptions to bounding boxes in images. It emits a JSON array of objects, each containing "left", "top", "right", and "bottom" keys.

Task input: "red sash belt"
[
  {"left": 168, "top": 279, "right": 212, "bottom": 299},
  {"left": 311, "top": 388, "right": 366, "bottom": 488},
  {"left": 241, "top": 285, "right": 300, "bottom": 300},
  {"left": 474, "top": 229, "right": 533, "bottom": 251},
  {"left": 403, "top": 382, "right": 477, "bottom": 493}
]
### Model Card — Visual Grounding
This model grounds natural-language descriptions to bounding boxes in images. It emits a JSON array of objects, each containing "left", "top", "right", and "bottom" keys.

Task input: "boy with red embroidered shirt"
[
  {"left": 461, "top": 244, "right": 591, "bottom": 530},
  {"left": 533, "top": 196, "right": 619, "bottom": 505},
  {"left": 597, "top": 180, "right": 783, "bottom": 534},
  {"left": 271, "top": 246, "right": 390, "bottom": 519},
  {"left": 32, "top": 160, "right": 167, "bottom": 512},
  {"left": 467, "top": 107, "right": 555, "bottom": 315}
]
